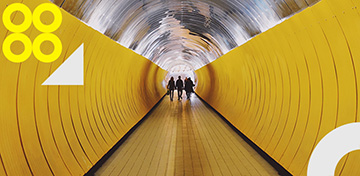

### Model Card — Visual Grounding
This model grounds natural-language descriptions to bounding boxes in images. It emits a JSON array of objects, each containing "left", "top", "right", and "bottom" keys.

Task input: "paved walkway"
[{"left": 95, "top": 92, "right": 278, "bottom": 176}]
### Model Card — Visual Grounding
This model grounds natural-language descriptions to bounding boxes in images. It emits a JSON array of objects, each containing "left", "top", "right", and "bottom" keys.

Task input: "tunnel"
[{"left": 0, "top": 0, "right": 360, "bottom": 175}]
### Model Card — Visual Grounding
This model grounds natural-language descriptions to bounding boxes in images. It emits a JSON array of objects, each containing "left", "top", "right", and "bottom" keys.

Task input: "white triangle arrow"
[{"left": 42, "top": 43, "right": 84, "bottom": 85}]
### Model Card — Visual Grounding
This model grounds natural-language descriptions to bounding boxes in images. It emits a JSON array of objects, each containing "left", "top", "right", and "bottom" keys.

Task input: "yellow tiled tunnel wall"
[
  {"left": 0, "top": 0, "right": 166, "bottom": 175},
  {"left": 196, "top": 0, "right": 360, "bottom": 175}
]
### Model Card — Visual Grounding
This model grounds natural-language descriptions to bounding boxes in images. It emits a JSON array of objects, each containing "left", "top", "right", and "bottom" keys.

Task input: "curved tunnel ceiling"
[{"left": 52, "top": 0, "right": 320, "bottom": 72}]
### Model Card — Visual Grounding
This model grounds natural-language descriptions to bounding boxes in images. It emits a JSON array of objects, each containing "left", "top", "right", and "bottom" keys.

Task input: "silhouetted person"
[
  {"left": 184, "top": 77, "right": 188, "bottom": 94},
  {"left": 176, "top": 76, "right": 184, "bottom": 100},
  {"left": 167, "top": 77, "right": 175, "bottom": 101},
  {"left": 185, "top": 77, "right": 195, "bottom": 99}
]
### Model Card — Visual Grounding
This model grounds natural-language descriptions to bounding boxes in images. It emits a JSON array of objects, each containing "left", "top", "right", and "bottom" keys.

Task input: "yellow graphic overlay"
[
  {"left": 2, "top": 33, "right": 32, "bottom": 63},
  {"left": 2, "top": 3, "right": 32, "bottom": 33},
  {"left": 33, "top": 33, "right": 62, "bottom": 63},
  {"left": 33, "top": 3, "right": 62, "bottom": 33},
  {"left": 2, "top": 3, "right": 62, "bottom": 63}
]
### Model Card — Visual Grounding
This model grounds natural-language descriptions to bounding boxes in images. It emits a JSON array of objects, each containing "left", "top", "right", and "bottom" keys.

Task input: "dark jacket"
[
  {"left": 176, "top": 79, "right": 183, "bottom": 90},
  {"left": 185, "top": 79, "right": 194, "bottom": 92},
  {"left": 167, "top": 80, "right": 175, "bottom": 90}
]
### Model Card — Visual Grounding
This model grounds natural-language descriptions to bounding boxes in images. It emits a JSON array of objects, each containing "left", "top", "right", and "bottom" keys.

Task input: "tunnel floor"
[{"left": 95, "top": 92, "right": 279, "bottom": 176}]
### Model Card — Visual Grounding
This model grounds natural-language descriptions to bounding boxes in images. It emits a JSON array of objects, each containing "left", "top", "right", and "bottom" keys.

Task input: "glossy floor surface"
[{"left": 95, "top": 92, "right": 278, "bottom": 176}]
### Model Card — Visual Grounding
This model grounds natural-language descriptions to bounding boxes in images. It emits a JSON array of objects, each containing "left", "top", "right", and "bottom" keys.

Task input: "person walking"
[
  {"left": 185, "top": 77, "right": 195, "bottom": 99},
  {"left": 167, "top": 77, "right": 175, "bottom": 101},
  {"left": 176, "top": 76, "right": 184, "bottom": 100}
]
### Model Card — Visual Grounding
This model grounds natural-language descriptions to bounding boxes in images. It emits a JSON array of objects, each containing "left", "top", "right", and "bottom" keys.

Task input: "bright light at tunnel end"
[{"left": 164, "top": 71, "right": 197, "bottom": 88}]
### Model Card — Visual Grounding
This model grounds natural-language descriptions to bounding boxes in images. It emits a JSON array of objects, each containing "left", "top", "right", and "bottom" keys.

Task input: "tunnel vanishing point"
[{"left": 0, "top": 0, "right": 360, "bottom": 175}]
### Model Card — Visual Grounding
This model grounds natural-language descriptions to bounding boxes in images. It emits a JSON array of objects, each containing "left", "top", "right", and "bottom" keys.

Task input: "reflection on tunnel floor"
[{"left": 95, "top": 92, "right": 278, "bottom": 176}]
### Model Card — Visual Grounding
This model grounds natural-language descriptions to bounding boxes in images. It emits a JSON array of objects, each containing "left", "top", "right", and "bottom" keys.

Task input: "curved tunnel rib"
[
  {"left": 0, "top": 0, "right": 166, "bottom": 174},
  {"left": 196, "top": 0, "right": 360, "bottom": 175}
]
